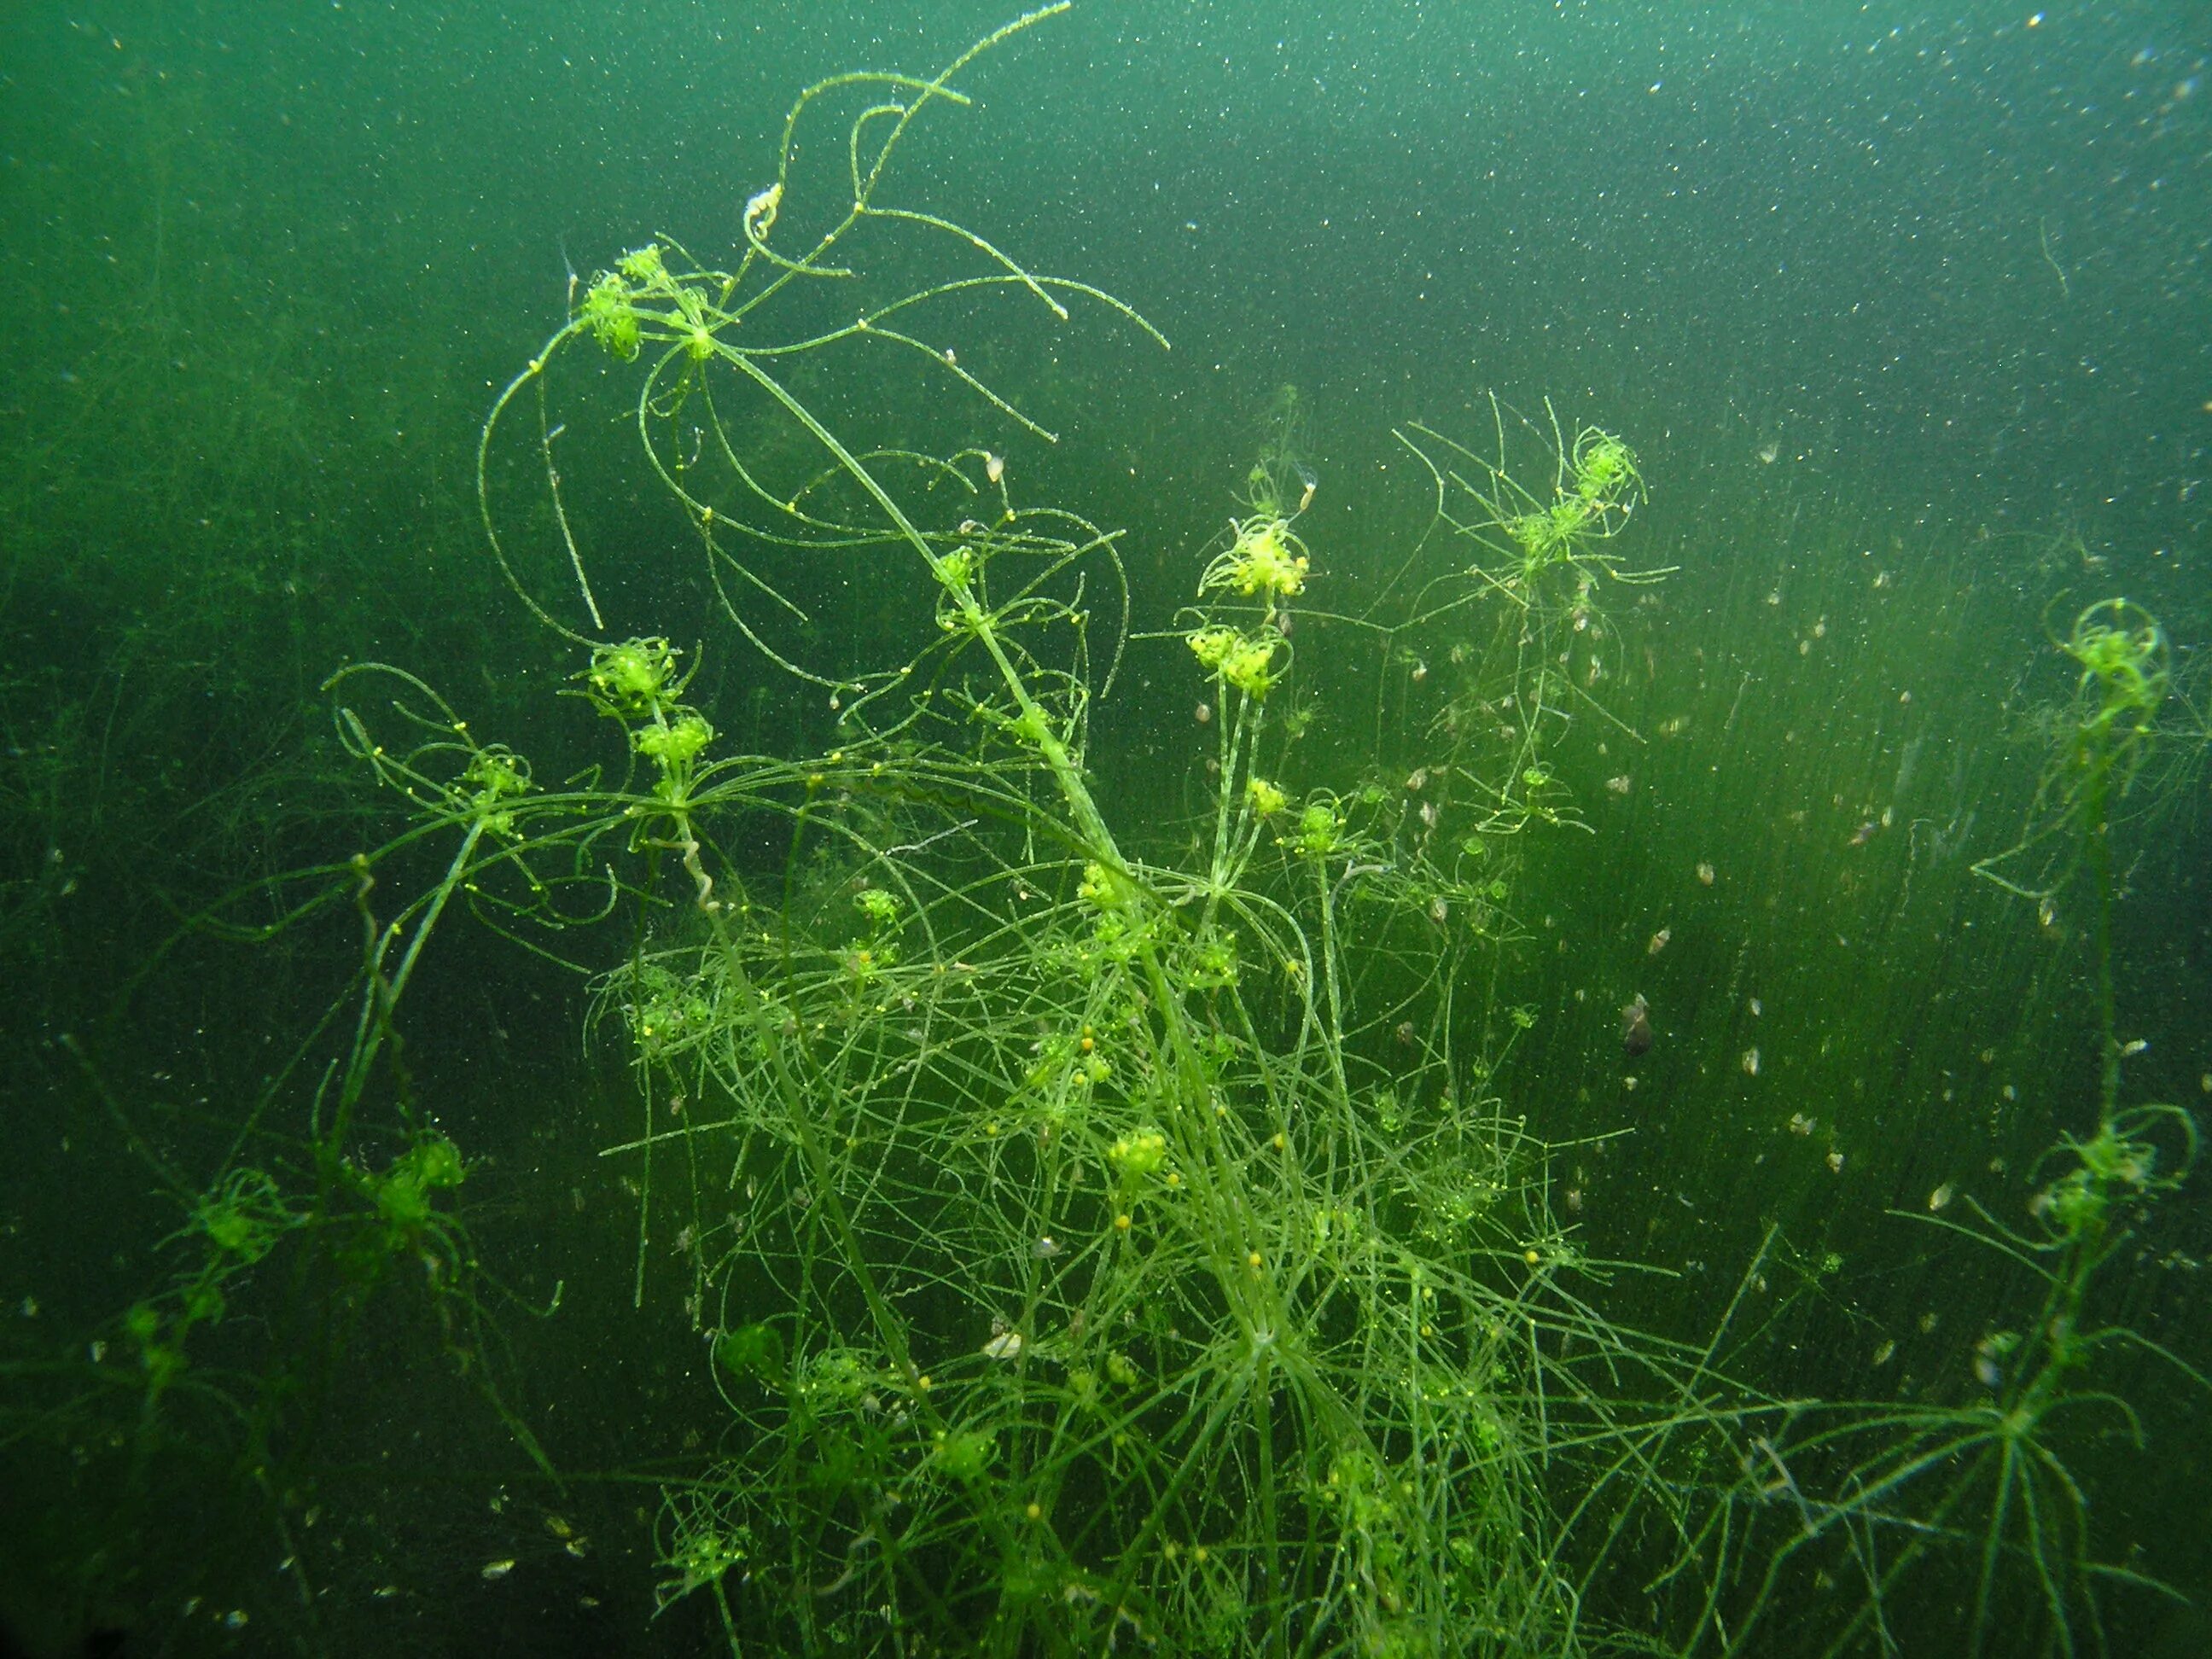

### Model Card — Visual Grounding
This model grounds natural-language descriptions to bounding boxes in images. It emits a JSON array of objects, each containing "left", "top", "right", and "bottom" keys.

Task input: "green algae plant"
[
  {"left": 1972, "top": 597, "right": 2188, "bottom": 910},
  {"left": 351, "top": 454, "right": 1722, "bottom": 1652},
  {"left": 474, "top": 4, "right": 1164, "bottom": 687},
  {"left": 337, "top": 15, "right": 1767, "bottom": 1648},
  {"left": 1676, "top": 592, "right": 2209, "bottom": 1658},
  {"left": 3, "top": 833, "right": 555, "bottom": 1647},
  {"left": 1383, "top": 399, "right": 1676, "bottom": 845}
]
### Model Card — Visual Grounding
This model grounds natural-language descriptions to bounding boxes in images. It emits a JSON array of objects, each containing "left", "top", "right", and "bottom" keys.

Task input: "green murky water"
[{"left": 3, "top": 4, "right": 2207, "bottom": 1654}]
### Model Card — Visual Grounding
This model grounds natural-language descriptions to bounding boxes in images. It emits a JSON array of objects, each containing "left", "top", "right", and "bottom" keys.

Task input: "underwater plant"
[
  {"left": 0, "top": 789, "right": 551, "bottom": 1646},
  {"left": 323, "top": 14, "right": 1803, "bottom": 1653},
  {"left": 1246, "top": 382, "right": 1321, "bottom": 519},
  {"left": 475, "top": 6, "right": 1164, "bottom": 697},
  {"left": 1971, "top": 597, "right": 2196, "bottom": 909},
  {"left": 1670, "top": 595, "right": 2207, "bottom": 1657},
  {"left": 1383, "top": 398, "right": 1677, "bottom": 844}
]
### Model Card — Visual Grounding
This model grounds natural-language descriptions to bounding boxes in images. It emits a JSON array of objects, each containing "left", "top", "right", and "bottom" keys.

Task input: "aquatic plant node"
[
  {"left": 1202, "top": 512, "right": 1311, "bottom": 602},
  {"left": 1972, "top": 597, "right": 2184, "bottom": 903}
]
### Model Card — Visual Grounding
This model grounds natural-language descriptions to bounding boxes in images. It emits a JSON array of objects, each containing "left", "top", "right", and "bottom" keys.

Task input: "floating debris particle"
[
  {"left": 1621, "top": 993, "right": 1653, "bottom": 1058},
  {"left": 1788, "top": 1112, "right": 1815, "bottom": 1136},
  {"left": 1971, "top": 1334, "right": 2017, "bottom": 1390},
  {"left": 1605, "top": 774, "right": 1632, "bottom": 795},
  {"left": 982, "top": 1330, "right": 1023, "bottom": 1361}
]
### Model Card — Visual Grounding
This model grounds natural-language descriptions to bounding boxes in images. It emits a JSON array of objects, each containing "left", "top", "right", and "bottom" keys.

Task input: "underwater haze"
[{"left": 3, "top": 2, "right": 2208, "bottom": 1654}]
